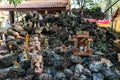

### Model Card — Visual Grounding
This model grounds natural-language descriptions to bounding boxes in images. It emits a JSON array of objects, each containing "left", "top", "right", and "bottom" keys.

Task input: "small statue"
[
  {"left": 2, "top": 34, "right": 6, "bottom": 41},
  {"left": 9, "top": 44, "right": 13, "bottom": 54},
  {"left": 68, "top": 34, "right": 72, "bottom": 41},
  {"left": 9, "top": 44, "right": 18, "bottom": 67},
  {"left": 44, "top": 38, "right": 48, "bottom": 47},
  {"left": 46, "top": 23, "right": 49, "bottom": 27},
  {"left": 13, "top": 60, "right": 19, "bottom": 67},
  {"left": 32, "top": 55, "right": 43, "bottom": 75},
  {"left": 79, "top": 45, "right": 83, "bottom": 52},
  {"left": 45, "top": 10, "right": 48, "bottom": 14},
  {"left": 32, "top": 37, "right": 41, "bottom": 51},
  {"left": 72, "top": 21, "right": 75, "bottom": 26},
  {"left": 74, "top": 40, "right": 78, "bottom": 48}
]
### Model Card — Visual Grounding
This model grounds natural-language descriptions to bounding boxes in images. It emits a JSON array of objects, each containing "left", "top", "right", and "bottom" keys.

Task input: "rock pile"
[{"left": 0, "top": 9, "right": 120, "bottom": 80}]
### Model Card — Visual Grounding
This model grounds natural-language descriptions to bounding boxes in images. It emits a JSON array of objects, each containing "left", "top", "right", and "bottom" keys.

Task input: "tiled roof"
[{"left": 0, "top": 0, "right": 68, "bottom": 11}]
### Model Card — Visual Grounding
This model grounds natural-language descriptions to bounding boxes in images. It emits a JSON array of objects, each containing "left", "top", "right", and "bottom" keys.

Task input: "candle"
[
  {"left": 25, "top": 33, "right": 29, "bottom": 53},
  {"left": 25, "top": 33, "right": 29, "bottom": 59}
]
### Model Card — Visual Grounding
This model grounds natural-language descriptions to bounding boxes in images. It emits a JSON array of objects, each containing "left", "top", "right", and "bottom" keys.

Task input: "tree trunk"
[
  {"left": 105, "top": 0, "right": 110, "bottom": 19},
  {"left": 13, "top": 0, "right": 19, "bottom": 22}
]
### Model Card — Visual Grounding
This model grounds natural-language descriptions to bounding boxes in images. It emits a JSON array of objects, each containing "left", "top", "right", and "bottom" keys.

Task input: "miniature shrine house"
[{"left": 71, "top": 31, "right": 93, "bottom": 56}]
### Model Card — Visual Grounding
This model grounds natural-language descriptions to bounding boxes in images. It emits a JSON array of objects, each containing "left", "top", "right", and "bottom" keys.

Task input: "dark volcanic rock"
[
  {"left": 64, "top": 69, "right": 73, "bottom": 76},
  {"left": 0, "top": 54, "right": 17, "bottom": 68},
  {"left": 70, "top": 55, "right": 82, "bottom": 64},
  {"left": 19, "top": 31, "right": 27, "bottom": 37},
  {"left": 0, "top": 68, "right": 10, "bottom": 79},
  {"left": 6, "top": 40, "right": 18, "bottom": 52},
  {"left": 15, "top": 38, "right": 24, "bottom": 44},
  {"left": 33, "top": 73, "right": 53, "bottom": 80},
  {"left": 44, "top": 67, "right": 57, "bottom": 76},
  {"left": 53, "top": 59, "right": 63, "bottom": 70},
  {"left": 92, "top": 73, "right": 104, "bottom": 80},
  {"left": 7, "top": 67, "right": 25, "bottom": 78},
  {"left": 7, "top": 35, "right": 15, "bottom": 41},
  {"left": 59, "top": 32, "right": 69, "bottom": 42},
  {"left": 54, "top": 72, "right": 66, "bottom": 80},
  {"left": 20, "top": 60, "right": 31, "bottom": 70}
]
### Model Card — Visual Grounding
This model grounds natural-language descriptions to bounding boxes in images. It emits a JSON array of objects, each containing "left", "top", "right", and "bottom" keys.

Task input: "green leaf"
[{"left": 7, "top": 0, "right": 23, "bottom": 5}]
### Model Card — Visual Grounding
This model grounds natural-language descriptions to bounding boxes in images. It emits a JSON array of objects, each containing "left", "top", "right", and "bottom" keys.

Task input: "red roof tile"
[{"left": 0, "top": 0, "right": 68, "bottom": 11}]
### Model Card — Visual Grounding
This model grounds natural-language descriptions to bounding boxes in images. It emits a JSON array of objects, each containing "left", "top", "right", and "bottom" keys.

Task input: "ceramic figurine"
[
  {"left": 32, "top": 55, "right": 43, "bottom": 75},
  {"left": 2, "top": 34, "right": 6, "bottom": 41}
]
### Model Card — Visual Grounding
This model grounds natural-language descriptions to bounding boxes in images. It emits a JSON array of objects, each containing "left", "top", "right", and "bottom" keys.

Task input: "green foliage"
[
  {"left": 7, "top": 0, "right": 23, "bottom": 6},
  {"left": 7, "top": 0, "right": 23, "bottom": 22},
  {"left": 97, "top": 41, "right": 106, "bottom": 51}
]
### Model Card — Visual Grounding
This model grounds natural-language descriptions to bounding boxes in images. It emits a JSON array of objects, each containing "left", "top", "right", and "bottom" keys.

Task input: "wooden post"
[{"left": 9, "top": 11, "right": 14, "bottom": 24}]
